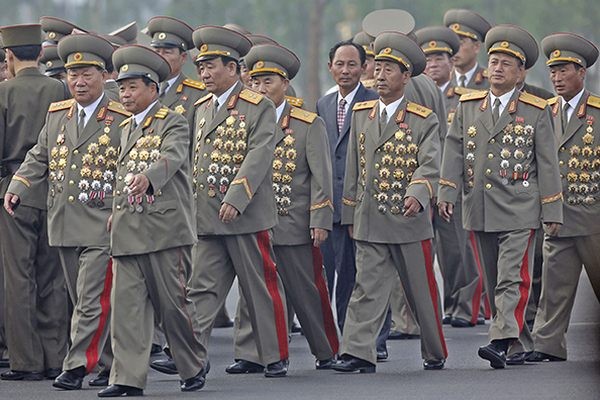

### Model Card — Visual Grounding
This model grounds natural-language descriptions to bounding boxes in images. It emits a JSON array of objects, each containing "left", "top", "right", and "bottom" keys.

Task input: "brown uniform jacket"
[
  {"left": 341, "top": 98, "right": 440, "bottom": 244},
  {"left": 272, "top": 102, "right": 333, "bottom": 246},
  {"left": 193, "top": 81, "right": 277, "bottom": 235},
  {"left": 438, "top": 89, "right": 563, "bottom": 232},
  {"left": 111, "top": 102, "right": 196, "bottom": 256},
  {"left": 8, "top": 94, "right": 129, "bottom": 247}
]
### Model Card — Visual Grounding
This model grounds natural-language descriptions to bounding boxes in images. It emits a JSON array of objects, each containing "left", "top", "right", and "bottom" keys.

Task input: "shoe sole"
[
  {"left": 149, "top": 364, "right": 178, "bottom": 375},
  {"left": 332, "top": 366, "right": 376, "bottom": 373},
  {"left": 478, "top": 347, "right": 506, "bottom": 369},
  {"left": 89, "top": 380, "right": 109, "bottom": 387},
  {"left": 52, "top": 381, "right": 82, "bottom": 390},
  {"left": 264, "top": 371, "right": 287, "bottom": 378}
]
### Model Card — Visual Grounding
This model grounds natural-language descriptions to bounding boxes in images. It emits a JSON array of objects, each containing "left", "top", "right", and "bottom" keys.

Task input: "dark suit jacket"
[{"left": 316, "top": 83, "right": 378, "bottom": 223}]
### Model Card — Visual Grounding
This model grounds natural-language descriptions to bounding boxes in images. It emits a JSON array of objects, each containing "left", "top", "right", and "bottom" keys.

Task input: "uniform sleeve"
[
  {"left": 438, "top": 101, "right": 465, "bottom": 204},
  {"left": 224, "top": 99, "right": 276, "bottom": 214},
  {"left": 341, "top": 111, "right": 359, "bottom": 226},
  {"left": 143, "top": 113, "right": 190, "bottom": 193},
  {"left": 306, "top": 116, "right": 333, "bottom": 231},
  {"left": 534, "top": 106, "right": 563, "bottom": 224},
  {"left": 7, "top": 114, "right": 51, "bottom": 199},
  {"left": 405, "top": 113, "right": 440, "bottom": 208}
]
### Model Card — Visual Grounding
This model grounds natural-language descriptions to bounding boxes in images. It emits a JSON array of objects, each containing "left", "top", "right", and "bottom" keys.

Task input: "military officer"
[
  {"left": 0, "top": 23, "right": 68, "bottom": 382},
  {"left": 444, "top": 9, "right": 491, "bottom": 90},
  {"left": 188, "top": 25, "right": 289, "bottom": 377},
  {"left": 40, "top": 16, "right": 84, "bottom": 45},
  {"left": 145, "top": 16, "right": 207, "bottom": 131},
  {"left": 528, "top": 33, "right": 600, "bottom": 362},
  {"left": 334, "top": 31, "right": 447, "bottom": 373},
  {"left": 416, "top": 26, "right": 485, "bottom": 328},
  {"left": 102, "top": 22, "right": 138, "bottom": 101},
  {"left": 230, "top": 43, "right": 339, "bottom": 372},
  {"left": 40, "top": 45, "right": 66, "bottom": 79},
  {"left": 4, "top": 33, "right": 128, "bottom": 390},
  {"left": 438, "top": 24, "right": 563, "bottom": 369},
  {"left": 98, "top": 44, "right": 207, "bottom": 397},
  {"left": 353, "top": 31, "right": 376, "bottom": 89}
]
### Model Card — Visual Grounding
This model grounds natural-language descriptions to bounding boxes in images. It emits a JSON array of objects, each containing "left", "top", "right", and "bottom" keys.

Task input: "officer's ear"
[{"left": 473, "top": 40, "right": 481, "bottom": 53}]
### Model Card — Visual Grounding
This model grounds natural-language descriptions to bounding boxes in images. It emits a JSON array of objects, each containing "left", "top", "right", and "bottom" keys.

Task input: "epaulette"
[
  {"left": 290, "top": 107, "right": 317, "bottom": 124},
  {"left": 119, "top": 117, "right": 132, "bottom": 127},
  {"left": 361, "top": 78, "right": 376, "bottom": 89},
  {"left": 107, "top": 100, "right": 131, "bottom": 116},
  {"left": 239, "top": 88, "right": 264, "bottom": 105},
  {"left": 48, "top": 98, "right": 76, "bottom": 112},
  {"left": 154, "top": 107, "right": 169, "bottom": 119},
  {"left": 519, "top": 92, "right": 547, "bottom": 110},
  {"left": 194, "top": 93, "right": 213, "bottom": 106},
  {"left": 406, "top": 102, "right": 432, "bottom": 118},
  {"left": 459, "top": 90, "right": 488, "bottom": 102},
  {"left": 454, "top": 86, "right": 476, "bottom": 96},
  {"left": 547, "top": 96, "right": 560, "bottom": 106},
  {"left": 352, "top": 99, "right": 378, "bottom": 111},
  {"left": 182, "top": 78, "right": 206, "bottom": 91},
  {"left": 587, "top": 95, "right": 600, "bottom": 109},
  {"left": 285, "top": 95, "right": 304, "bottom": 108}
]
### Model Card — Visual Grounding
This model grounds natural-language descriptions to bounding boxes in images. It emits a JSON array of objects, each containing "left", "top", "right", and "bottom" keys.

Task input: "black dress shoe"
[
  {"left": 315, "top": 358, "right": 335, "bottom": 370},
  {"left": 388, "top": 331, "right": 420, "bottom": 340},
  {"left": 264, "top": 359, "right": 288, "bottom": 377},
  {"left": 506, "top": 351, "right": 531, "bottom": 366},
  {"left": 526, "top": 351, "right": 566, "bottom": 362},
  {"left": 376, "top": 348, "right": 388, "bottom": 361},
  {"left": 89, "top": 370, "right": 110, "bottom": 387},
  {"left": 0, "top": 370, "right": 44, "bottom": 381},
  {"left": 45, "top": 367, "right": 62, "bottom": 380},
  {"left": 290, "top": 322, "right": 302, "bottom": 334},
  {"left": 450, "top": 316, "right": 475, "bottom": 328},
  {"left": 442, "top": 315, "right": 452, "bottom": 325},
  {"left": 180, "top": 367, "right": 207, "bottom": 392},
  {"left": 225, "top": 359, "right": 264, "bottom": 374},
  {"left": 477, "top": 316, "right": 486, "bottom": 325},
  {"left": 150, "top": 357, "right": 178, "bottom": 375},
  {"left": 150, "top": 343, "right": 163, "bottom": 356},
  {"left": 97, "top": 384, "right": 143, "bottom": 397},
  {"left": 214, "top": 318, "right": 234, "bottom": 328},
  {"left": 53, "top": 369, "right": 84, "bottom": 390},
  {"left": 478, "top": 344, "right": 506, "bottom": 369},
  {"left": 332, "top": 355, "right": 375, "bottom": 373},
  {"left": 423, "top": 359, "right": 445, "bottom": 370}
]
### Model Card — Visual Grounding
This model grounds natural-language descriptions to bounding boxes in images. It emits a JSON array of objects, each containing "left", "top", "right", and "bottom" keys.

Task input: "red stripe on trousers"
[
  {"left": 311, "top": 246, "right": 339, "bottom": 354},
  {"left": 257, "top": 231, "right": 289, "bottom": 360},
  {"left": 514, "top": 230, "right": 535, "bottom": 331},
  {"left": 468, "top": 231, "right": 484, "bottom": 326},
  {"left": 85, "top": 258, "right": 113, "bottom": 373},
  {"left": 421, "top": 239, "right": 448, "bottom": 358}
]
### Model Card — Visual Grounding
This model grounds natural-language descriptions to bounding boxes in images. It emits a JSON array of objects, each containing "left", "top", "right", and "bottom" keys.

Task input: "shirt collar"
[
  {"left": 337, "top": 82, "right": 361, "bottom": 109},
  {"left": 134, "top": 100, "right": 159, "bottom": 127},
  {"left": 456, "top": 63, "right": 479, "bottom": 85},
  {"left": 213, "top": 81, "right": 238, "bottom": 111},
  {"left": 276, "top": 100, "right": 287, "bottom": 123},
  {"left": 562, "top": 88, "right": 585, "bottom": 110},
  {"left": 76, "top": 94, "right": 105, "bottom": 126},
  {"left": 378, "top": 96, "right": 404, "bottom": 121},
  {"left": 164, "top": 74, "right": 180, "bottom": 93},
  {"left": 489, "top": 87, "right": 516, "bottom": 110},
  {"left": 438, "top": 81, "right": 450, "bottom": 93}
]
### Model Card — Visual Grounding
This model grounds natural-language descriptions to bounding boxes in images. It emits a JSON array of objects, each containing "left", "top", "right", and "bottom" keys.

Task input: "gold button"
[
  {"left": 373, "top": 179, "right": 378, "bottom": 184},
  {"left": 73, "top": 149, "right": 79, "bottom": 155},
  {"left": 206, "top": 138, "right": 211, "bottom": 144},
  {"left": 71, "top": 164, "right": 77, "bottom": 170},
  {"left": 487, "top": 153, "right": 494, "bottom": 159},
  {"left": 560, "top": 174, "right": 564, "bottom": 179},
  {"left": 116, "top": 190, "right": 121, "bottom": 196},
  {"left": 559, "top": 160, "right": 564, "bottom": 166},
  {"left": 116, "top": 205, "right": 121, "bottom": 210},
  {"left": 118, "top": 176, "right": 123, "bottom": 181},
  {"left": 157, "top": 190, "right": 162, "bottom": 196},
  {"left": 203, "top": 153, "right": 208, "bottom": 158},
  {"left": 68, "top": 195, "right": 74, "bottom": 202},
  {"left": 199, "top": 184, "right": 205, "bottom": 189},
  {"left": 69, "top": 180, "right": 74, "bottom": 185},
  {"left": 200, "top": 168, "right": 205, "bottom": 173},
  {"left": 375, "top": 163, "right": 380, "bottom": 169},
  {"left": 560, "top": 146, "right": 566, "bottom": 152},
  {"left": 121, "top": 162, "right": 126, "bottom": 166},
  {"left": 376, "top": 149, "right": 381, "bottom": 153},
  {"left": 490, "top": 138, "right": 495, "bottom": 144},
  {"left": 485, "top": 169, "right": 492, "bottom": 175},
  {"left": 485, "top": 183, "right": 492, "bottom": 190}
]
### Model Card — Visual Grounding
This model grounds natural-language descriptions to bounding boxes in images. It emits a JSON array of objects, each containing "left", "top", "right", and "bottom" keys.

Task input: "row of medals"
[
  {"left": 48, "top": 130, "right": 118, "bottom": 208},
  {"left": 273, "top": 129, "right": 296, "bottom": 216},
  {"left": 194, "top": 115, "right": 247, "bottom": 198},
  {"left": 566, "top": 122, "right": 600, "bottom": 205},
  {"left": 123, "top": 134, "right": 162, "bottom": 213},
  {"left": 360, "top": 129, "right": 419, "bottom": 215},
  {"left": 465, "top": 123, "right": 534, "bottom": 189}
]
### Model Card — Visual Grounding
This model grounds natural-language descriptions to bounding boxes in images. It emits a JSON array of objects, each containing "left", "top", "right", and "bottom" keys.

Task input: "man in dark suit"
[{"left": 316, "top": 40, "right": 377, "bottom": 332}]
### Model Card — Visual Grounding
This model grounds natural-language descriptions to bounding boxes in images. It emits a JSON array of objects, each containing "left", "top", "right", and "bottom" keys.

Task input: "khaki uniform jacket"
[
  {"left": 111, "top": 102, "right": 196, "bottom": 256},
  {"left": 192, "top": 81, "right": 277, "bottom": 235},
  {"left": 104, "top": 81, "right": 120, "bottom": 101},
  {"left": 406, "top": 74, "right": 448, "bottom": 145},
  {"left": 442, "top": 84, "right": 476, "bottom": 128},
  {"left": 272, "top": 102, "right": 333, "bottom": 246},
  {"left": 549, "top": 91, "right": 600, "bottom": 237},
  {"left": 7, "top": 94, "right": 130, "bottom": 247},
  {"left": 162, "top": 74, "right": 208, "bottom": 129},
  {"left": 0, "top": 67, "right": 67, "bottom": 209},
  {"left": 341, "top": 98, "right": 440, "bottom": 244},
  {"left": 438, "top": 90, "right": 563, "bottom": 232}
]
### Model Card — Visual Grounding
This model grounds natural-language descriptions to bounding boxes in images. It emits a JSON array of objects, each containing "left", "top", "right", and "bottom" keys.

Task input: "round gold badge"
[
  {"left": 500, "top": 41, "right": 510, "bottom": 48},
  {"left": 46, "top": 61, "right": 53, "bottom": 67},
  {"left": 383, "top": 47, "right": 392, "bottom": 54},
  {"left": 429, "top": 41, "right": 437, "bottom": 48},
  {"left": 121, "top": 64, "right": 129, "bottom": 72},
  {"left": 451, "top": 23, "right": 460, "bottom": 31},
  {"left": 552, "top": 50, "right": 561, "bottom": 58},
  {"left": 255, "top": 61, "right": 264, "bottom": 69},
  {"left": 73, "top": 52, "right": 83, "bottom": 61},
  {"left": 200, "top": 44, "right": 208, "bottom": 52},
  {"left": 158, "top": 32, "right": 167, "bottom": 40},
  {"left": 48, "top": 32, "right": 56, "bottom": 40}
]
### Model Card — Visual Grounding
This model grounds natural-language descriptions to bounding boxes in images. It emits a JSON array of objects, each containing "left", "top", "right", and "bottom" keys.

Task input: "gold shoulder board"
[
  {"left": 48, "top": 98, "right": 76, "bottom": 112},
  {"left": 454, "top": 86, "right": 476, "bottom": 96},
  {"left": 285, "top": 95, "right": 304, "bottom": 108},
  {"left": 587, "top": 95, "right": 600, "bottom": 109},
  {"left": 239, "top": 88, "right": 264, "bottom": 104},
  {"left": 406, "top": 102, "right": 432, "bottom": 118},
  {"left": 154, "top": 107, "right": 169, "bottom": 119},
  {"left": 547, "top": 96, "right": 560, "bottom": 106},
  {"left": 290, "top": 107, "right": 317, "bottom": 124},
  {"left": 119, "top": 117, "right": 133, "bottom": 127},
  {"left": 459, "top": 90, "right": 488, "bottom": 102},
  {"left": 107, "top": 100, "right": 131, "bottom": 116},
  {"left": 182, "top": 78, "right": 206, "bottom": 91},
  {"left": 352, "top": 100, "right": 378, "bottom": 111},
  {"left": 519, "top": 92, "right": 547, "bottom": 110},
  {"left": 194, "top": 93, "right": 213, "bottom": 106}
]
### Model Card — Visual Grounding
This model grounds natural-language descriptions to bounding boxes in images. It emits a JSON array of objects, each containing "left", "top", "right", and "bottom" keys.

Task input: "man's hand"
[
  {"left": 310, "top": 228, "right": 328, "bottom": 248},
  {"left": 106, "top": 214, "right": 113, "bottom": 232},
  {"left": 438, "top": 201, "right": 454, "bottom": 223},
  {"left": 127, "top": 174, "right": 150, "bottom": 197},
  {"left": 348, "top": 225, "right": 354, "bottom": 239},
  {"left": 403, "top": 196, "right": 422, "bottom": 217},
  {"left": 219, "top": 202, "right": 239, "bottom": 223},
  {"left": 3, "top": 193, "right": 20, "bottom": 216},
  {"left": 544, "top": 222, "right": 561, "bottom": 237}
]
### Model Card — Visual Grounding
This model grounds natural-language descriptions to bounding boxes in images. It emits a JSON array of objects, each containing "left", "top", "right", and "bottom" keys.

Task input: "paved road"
[{"left": 1, "top": 273, "right": 598, "bottom": 400}]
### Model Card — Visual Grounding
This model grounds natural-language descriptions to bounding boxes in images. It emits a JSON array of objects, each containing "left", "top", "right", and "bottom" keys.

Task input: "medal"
[{"left": 522, "top": 180, "right": 529, "bottom": 187}]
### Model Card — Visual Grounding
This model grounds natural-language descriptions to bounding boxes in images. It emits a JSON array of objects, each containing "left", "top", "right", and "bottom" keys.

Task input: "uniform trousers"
[
  {"left": 0, "top": 205, "right": 67, "bottom": 371},
  {"left": 109, "top": 245, "right": 205, "bottom": 389},
  {"left": 341, "top": 239, "right": 447, "bottom": 364},
  {"left": 532, "top": 233, "right": 600, "bottom": 359},
  {"left": 188, "top": 231, "right": 288, "bottom": 365}
]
